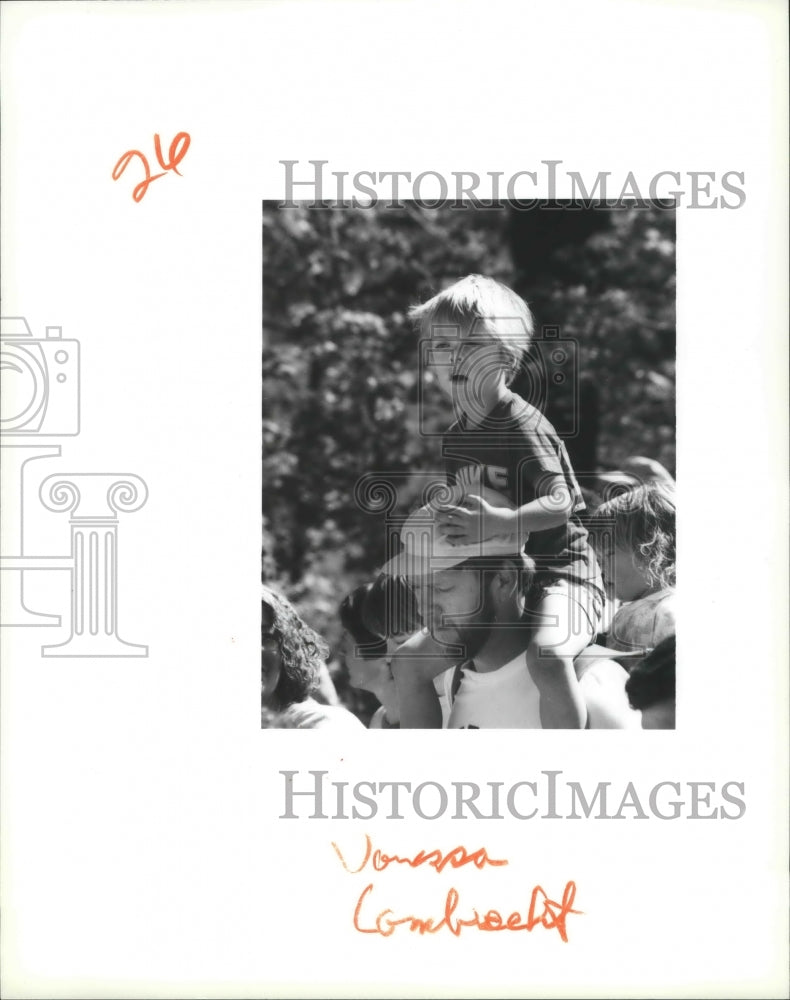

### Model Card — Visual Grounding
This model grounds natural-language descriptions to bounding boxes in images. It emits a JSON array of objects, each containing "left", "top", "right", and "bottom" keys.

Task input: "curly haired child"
[
  {"left": 262, "top": 586, "right": 363, "bottom": 729},
  {"left": 588, "top": 483, "right": 676, "bottom": 655}
]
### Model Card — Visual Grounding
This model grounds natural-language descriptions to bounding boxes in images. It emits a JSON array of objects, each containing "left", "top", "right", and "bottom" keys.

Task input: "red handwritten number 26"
[{"left": 112, "top": 132, "right": 191, "bottom": 203}]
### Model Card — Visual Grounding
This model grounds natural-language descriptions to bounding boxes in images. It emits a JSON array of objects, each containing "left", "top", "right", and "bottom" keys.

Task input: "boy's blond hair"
[{"left": 409, "top": 274, "right": 534, "bottom": 385}]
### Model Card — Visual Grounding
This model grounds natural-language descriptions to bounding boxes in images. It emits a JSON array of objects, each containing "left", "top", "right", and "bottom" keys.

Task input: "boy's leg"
[
  {"left": 577, "top": 657, "right": 641, "bottom": 729},
  {"left": 527, "top": 585, "right": 599, "bottom": 729},
  {"left": 392, "top": 629, "right": 460, "bottom": 729}
]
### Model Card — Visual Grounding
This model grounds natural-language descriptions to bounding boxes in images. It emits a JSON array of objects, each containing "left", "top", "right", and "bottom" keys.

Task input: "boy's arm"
[
  {"left": 436, "top": 476, "right": 574, "bottom": 544},
  {"left": 513, "top": 480, "right": 574, "bottom": 536}
]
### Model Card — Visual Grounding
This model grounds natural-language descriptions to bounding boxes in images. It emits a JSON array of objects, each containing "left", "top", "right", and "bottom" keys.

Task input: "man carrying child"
[
  {"left": 391, "top": 275, "right": 605, "bottom": 729},
  {"left": 382, "top": 494, "right": 636, "bottom": 729}
]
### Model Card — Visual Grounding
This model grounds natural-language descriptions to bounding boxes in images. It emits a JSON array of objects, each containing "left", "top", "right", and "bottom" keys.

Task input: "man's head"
[
  {"left": 409, "top": 554, "right": 535, "bottom": 661},
  {"left": 261, "top": 586, "right": 328, "bottom": 711},
  {"left": 380, "top": 485, "right": 532, "bottom": 661}
]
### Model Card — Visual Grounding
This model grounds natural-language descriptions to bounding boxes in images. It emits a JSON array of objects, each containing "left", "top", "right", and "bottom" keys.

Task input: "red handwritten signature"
[
  {"left": 331, "top": 833, "right": 508, "bottom": 875},
  {"left": 112, "top": 132, "right": 190, "bottom": 202},
  {"left": 332, "top": 835, "right": 581, "bottom": 941},
  {"left": 352, "top": 880, "right": 581, "bottom": 940}
]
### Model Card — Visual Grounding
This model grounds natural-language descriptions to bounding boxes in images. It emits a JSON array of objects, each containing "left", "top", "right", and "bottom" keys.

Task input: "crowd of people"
[{"left": 262, "top": 275, "right": 676, "bottom": 730}]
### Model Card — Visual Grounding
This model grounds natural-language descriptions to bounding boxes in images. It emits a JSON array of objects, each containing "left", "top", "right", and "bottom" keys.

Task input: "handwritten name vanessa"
[
  {"left": 332, "top": 834, "right": 581, "bottom": 941},
  {"left": 332, "top": 832, "right": 508, "bottom": 875}
]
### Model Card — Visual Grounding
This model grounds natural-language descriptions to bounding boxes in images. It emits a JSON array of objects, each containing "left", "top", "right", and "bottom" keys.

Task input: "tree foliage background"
[{"left": 262, "top": 201, "right": 675, "bottom": 698}]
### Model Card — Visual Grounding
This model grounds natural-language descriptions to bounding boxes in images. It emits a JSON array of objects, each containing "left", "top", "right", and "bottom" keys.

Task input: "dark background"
[{"left": 262, "top": 201, "right": 675, "bottom": 702}]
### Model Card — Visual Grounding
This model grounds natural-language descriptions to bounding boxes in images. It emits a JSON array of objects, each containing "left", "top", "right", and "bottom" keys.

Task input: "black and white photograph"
[{"left": 262, "top": 200, "right": 676, "bottom": 731}]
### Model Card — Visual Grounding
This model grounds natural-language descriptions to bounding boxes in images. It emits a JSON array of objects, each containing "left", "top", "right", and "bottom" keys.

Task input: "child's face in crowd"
[
  {"left": 428, "top": 326, "right": 507, "bottom": 402},
  {"left": 598, "top": 542, "right": 653, "bottom": 603},
  {"left": 341, "top": 632, "right": 405, "bottom": 693}
]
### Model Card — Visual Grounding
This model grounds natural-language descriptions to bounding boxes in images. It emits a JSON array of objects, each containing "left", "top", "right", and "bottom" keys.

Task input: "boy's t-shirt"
[{"left": 442, "top": 391, "right": 601, "bottom": 593}]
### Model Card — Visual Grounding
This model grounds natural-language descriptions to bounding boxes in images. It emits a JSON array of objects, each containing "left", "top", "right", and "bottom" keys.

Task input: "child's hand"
[{"left": 435, "top": 494, "right": 517, "bottom": 545}]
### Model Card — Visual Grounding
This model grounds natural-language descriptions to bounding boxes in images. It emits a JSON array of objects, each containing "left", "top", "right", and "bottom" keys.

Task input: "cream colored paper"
[{"left": 1, "top": 1, "right": 787, "bottom": 997}]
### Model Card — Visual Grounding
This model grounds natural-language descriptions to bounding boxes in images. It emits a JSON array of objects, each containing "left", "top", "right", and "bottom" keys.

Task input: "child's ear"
[{"left": 492, "top": 567, "right": 519, "bottom": 607}]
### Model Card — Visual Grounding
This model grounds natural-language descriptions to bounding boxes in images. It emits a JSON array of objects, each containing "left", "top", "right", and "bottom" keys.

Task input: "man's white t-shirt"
[
  {"left": 442, "top": 654, "right": 543, "bottom": 729},
  {"left": 439, "top": 653, "right": 641, "bottom": 730}
]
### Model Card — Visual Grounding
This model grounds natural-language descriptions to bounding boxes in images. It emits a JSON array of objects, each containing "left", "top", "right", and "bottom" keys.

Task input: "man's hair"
[
  {"left": 339, "top": 585, "right": 387, "bottom": 659},
  {"left": 625, "top": 634, "right": 676, "bottom": 710},
  {"left": 454, "top": 552, "right": 537, "bottom": 600},
  {"left": 262, "top": 586, "right": 328, "bottom": 709},
  {"left": 408, "top": 274, "right": 534, "bottom": 385},
  {"left": 589, "top": 483, "right": 676, "bottom": 590},
  {"left": 361, "top": 573, "right": 421, "bottom": 638},
  {"left": 340, "top": 575, "right": 421, "bottom": 659}
]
